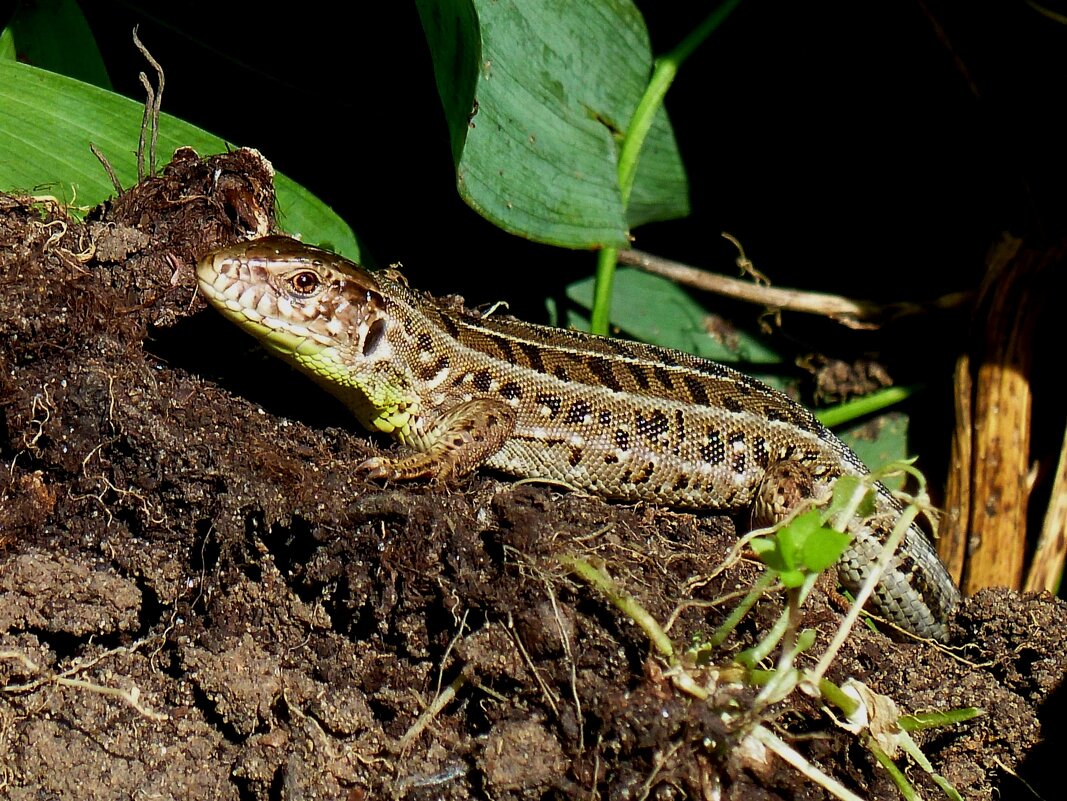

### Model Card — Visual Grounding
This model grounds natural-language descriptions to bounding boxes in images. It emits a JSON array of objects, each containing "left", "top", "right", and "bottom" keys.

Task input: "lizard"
[{"left": 195, "top": 235, "right": 960, "bottom": 641}]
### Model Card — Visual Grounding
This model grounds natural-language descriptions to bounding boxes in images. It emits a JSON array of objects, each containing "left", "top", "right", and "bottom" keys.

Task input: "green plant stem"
[
  {"left": 814, "top": 385, "right": 917, "bottom": 428},
  {"left": 706, "top": 569, "right": 777, "bottom": 648},
  {"left": 591, "top": 247, "right": 619, "bottom": 334},
  {"left": 817, "top": 677, "right": 860, "bottom": 718},
  {"left": 896, "top": 730, "right": 965, "bottom": 801},
  {"left": 617, "top": 0, "right": 743, "bottom": 206},
  {"left": 561, "top": 555, "right": 675, "bottom": 660},
  {"left": 735, "top": 600, "right": 790, "bottom": 668},
  {"left": 590, "top": 0, "right": 743, "bottom": 334},
  {"left": 868, "top": 738, "right": 920, "bottom": 801},
  {"left": 899, "top": 707, "right": 982, "bottom": 731}
]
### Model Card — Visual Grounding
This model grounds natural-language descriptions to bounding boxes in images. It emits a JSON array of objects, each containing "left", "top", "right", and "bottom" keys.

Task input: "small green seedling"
[{"left": 750, "top": 509, "right": 852, "bottom": 589}]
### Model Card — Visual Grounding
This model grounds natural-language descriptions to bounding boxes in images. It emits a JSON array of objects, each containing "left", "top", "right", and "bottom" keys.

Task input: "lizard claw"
[{"left": 356, "top": 457, "right": 397, "bottom": 481}]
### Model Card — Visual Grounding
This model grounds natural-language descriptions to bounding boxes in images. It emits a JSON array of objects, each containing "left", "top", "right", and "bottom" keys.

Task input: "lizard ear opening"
[{"left": 362, "top": 317, "right": 387, "bottom": 356}]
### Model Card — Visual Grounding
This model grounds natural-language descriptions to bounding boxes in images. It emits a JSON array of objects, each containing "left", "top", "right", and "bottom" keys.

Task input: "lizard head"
[
  {"left": 196, "top": 236, "right": 415, "bottom": 430},
  {"left": 196, "top": 235, "right": 392, "bottom": 365}
]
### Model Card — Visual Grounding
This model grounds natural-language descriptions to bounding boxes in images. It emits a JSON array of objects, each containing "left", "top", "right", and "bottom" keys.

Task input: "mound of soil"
[{"left": 1, "top": 149, "right": 1063, "bottom": 800}]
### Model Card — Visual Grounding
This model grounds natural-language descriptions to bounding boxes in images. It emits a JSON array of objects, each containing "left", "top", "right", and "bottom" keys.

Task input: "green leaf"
[
  {"left": 801, "top": 527, "right": 851, "bottom": 573},
  {"left": 776, "top": 510, "right": 822, "bottom": 564},
  {"left": 5, "top": 0, "right": 111, "bottom": 89},
  {"left": 0, "top": 60, "right": 361, "bottom": 261},
  {"left": 752, "top": 511, "right": 848, "bottom": 582},
  {"left": 777, "top": 569, "right": 806, "bottom": 589},
  {"left": 838, "top": 412, "right": 910, "bottom": 491},
  {"left": 0, "top": 27, "right": 16, "bottom": 61},
  {"left": 418, "top": 0, "right": 688, "bottom": 249},
  {"left": 826, "top": 474, "right": 878, "bottom": 522},
  {"left": 749, "top": 536, "right": 778, "bottom": 563},
  {"left": 565, "top": 269, "right": 783, "bottom": 364}
]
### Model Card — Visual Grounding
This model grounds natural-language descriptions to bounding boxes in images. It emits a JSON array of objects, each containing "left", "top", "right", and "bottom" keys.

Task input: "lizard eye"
[{"left": 289, "top": 271, "right": 321, "bottom": 295}]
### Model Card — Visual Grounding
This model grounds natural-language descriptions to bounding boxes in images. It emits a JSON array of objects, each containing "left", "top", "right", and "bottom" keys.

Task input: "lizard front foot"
[{"left": 358, "top": 398, "right": 516, "bottom": 484}]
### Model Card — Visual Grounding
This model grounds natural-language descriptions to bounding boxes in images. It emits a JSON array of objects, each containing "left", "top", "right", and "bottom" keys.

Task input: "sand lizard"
[{"left": 196, "top": 235, "right": 960, "bottom": 641}]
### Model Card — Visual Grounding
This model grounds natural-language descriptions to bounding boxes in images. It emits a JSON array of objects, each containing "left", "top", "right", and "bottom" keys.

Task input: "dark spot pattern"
[
  {"left": 564, "top": 399, "right": 592, "bottom": 425},
  {"left": 752, "top": 436, "right": 770, "bottom": 470},
  {"left": 631, "top": 461, "right": 655, "bottom": 484},
  {"left": 635, "top": 410, "right": 669, "bottom": 442},
  {"left": 518, "top": 341, "right": 546, "bottom": 372},
  {"left": 535, "top": 393, "right": 563, "bottom": 418},
  {"left": 417, "top": 354, "right": 450, "bottom": 380},
  {"left": 652, "top": 365, "right": 675, "bottom": 390},
  {"left": 721, "top": 395, "right": 744, "bottom": 414},
  {"left": 514, "top": 433, "right": 566, "bottom": 446},
  {"left": 699, "top": 429, "right": 725, "bottom": 465},
  {"left": 499, "top": 381, "right": 523, "bottom": 400},
  {"left": 490, "top": 335, "right": 518, "bottom": 363},
  {"left": 437, "top": 314, "right": 461, "bottom": 339},
  {"left": 622, "top": 362, "right": 652, "bottom": 390},
  {"left": 588, "top": 360, "right": 622, "bottom": 392},
  {"left": 614, "top": 429, "right": 630, "bottom": 450}
]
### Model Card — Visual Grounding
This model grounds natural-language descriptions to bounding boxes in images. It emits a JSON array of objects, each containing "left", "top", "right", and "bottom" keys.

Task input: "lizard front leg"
[{"left": 359, "top": 398, "right": 516, "bottom": 482}]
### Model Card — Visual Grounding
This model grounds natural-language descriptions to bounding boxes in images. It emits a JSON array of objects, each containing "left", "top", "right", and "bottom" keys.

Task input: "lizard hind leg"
[
  {"left": 750, "top": 459, "right": 820, "bottom": 529},
  {"left": 358, "top": 398, "right": 517, "bottom": 483}
]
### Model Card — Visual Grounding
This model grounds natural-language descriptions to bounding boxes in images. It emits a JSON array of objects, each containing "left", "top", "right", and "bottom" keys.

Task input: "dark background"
[{"left": 72, "top": 1, "right": 1064, "bottom": 317}]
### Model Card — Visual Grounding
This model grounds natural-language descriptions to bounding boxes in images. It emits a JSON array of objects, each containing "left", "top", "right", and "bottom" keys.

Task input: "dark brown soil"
[{"left": 0, "top": 150, "right": 1063, "bottom": 801}]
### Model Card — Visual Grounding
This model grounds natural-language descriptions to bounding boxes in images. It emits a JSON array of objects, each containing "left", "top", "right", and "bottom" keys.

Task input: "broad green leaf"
[
  {"left": 776, "top": 510, "right": 821, "bottom": 571},
  {"left": 418, "top": 0, "right": 688, "bottom": 249},
  {"left": 753, "top": 511, "right": 848, "bottom": 583},
  {"left": 838, "top": 413, "right": 909, "bottom": 491},
  {"left": 5, "top": 0, "right": 111, "bottom": 89},
  {"left": 779, "top": 510, "right": 822, "bottom": 550},
  {"left": 0, "top": 60, "right": 360, "bottom": 261},
  {"left": 0, "top": 27, "right": 16, "bottom": 61},
  {"left": 566, "top": 269, "right": 783, "bottom": 364}
]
